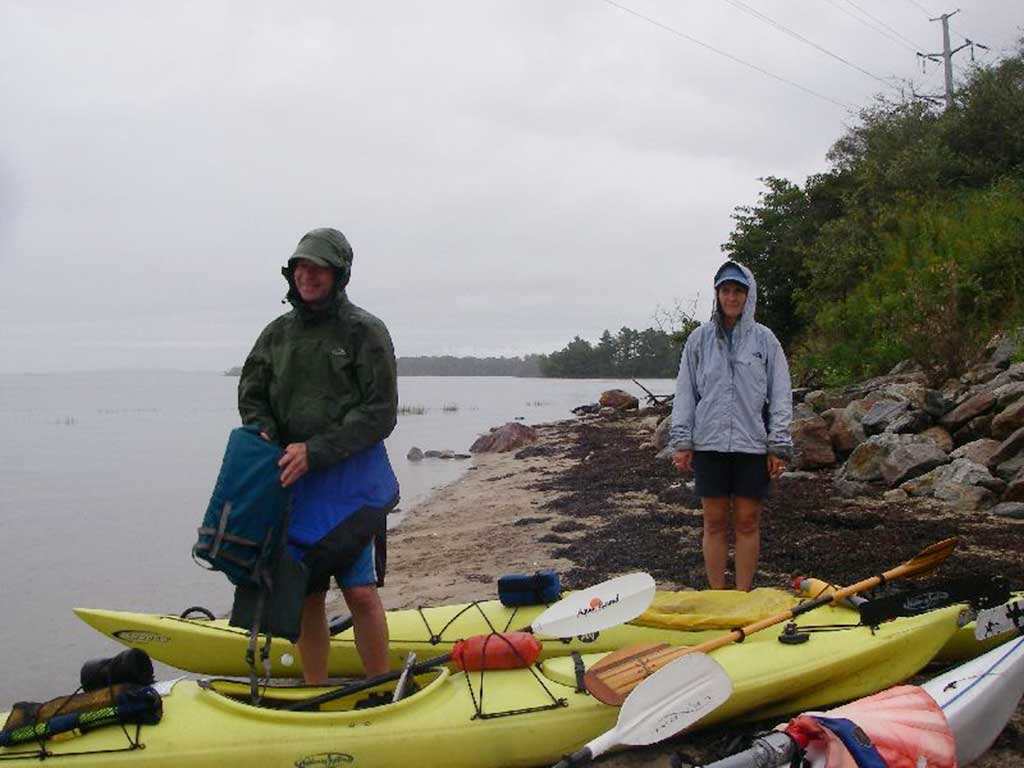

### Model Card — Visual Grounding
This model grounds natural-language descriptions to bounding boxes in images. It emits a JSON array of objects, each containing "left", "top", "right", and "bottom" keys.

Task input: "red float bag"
[{"left": 451, "top": 632, "right": 542, "bottom": 671}]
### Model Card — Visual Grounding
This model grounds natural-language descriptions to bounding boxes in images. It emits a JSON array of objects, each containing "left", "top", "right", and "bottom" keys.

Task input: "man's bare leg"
[
  {"left": 296, "top": 591, "right": 330, "bottom": 684},
  {"left": 342, "top": 584, "right": 390, "bottom": 677}
]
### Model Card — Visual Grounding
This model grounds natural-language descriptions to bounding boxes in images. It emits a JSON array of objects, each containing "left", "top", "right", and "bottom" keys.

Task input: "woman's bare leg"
[
  {"left": 700, "top": 497, "right": 731, "bottom": 590},
  {"left": 732, "top": 496, "right": 762, "bottom": 592}
]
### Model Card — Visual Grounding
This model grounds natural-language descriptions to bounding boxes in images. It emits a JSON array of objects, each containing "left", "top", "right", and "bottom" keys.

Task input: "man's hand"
[
  {"left": 279, "top": 443, "right": 310, "bottom": 487},
  {"left": 671, "top": 450, "right": 693, "bottom": 474},
  {"left": 767, "top": 454, "right": 786, "bottom": 480}
]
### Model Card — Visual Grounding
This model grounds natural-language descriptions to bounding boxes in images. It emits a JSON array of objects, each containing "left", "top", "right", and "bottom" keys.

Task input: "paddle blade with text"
[{"left": 531, "top": 572, "right": 656, "bottom": 638}]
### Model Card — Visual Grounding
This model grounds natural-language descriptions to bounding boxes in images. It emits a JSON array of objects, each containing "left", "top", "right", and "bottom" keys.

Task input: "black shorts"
[
  {"left": 693, "top": 451, "right": 770, "bottom": 499},
  {"left": 306, "top": 530, "right": 388, "bottom": 595}
]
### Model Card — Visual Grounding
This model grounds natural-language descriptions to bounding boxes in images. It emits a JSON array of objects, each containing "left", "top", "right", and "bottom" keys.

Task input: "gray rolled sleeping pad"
[{"left": 697, "top": 731, "right": 797, "bottom": 768}]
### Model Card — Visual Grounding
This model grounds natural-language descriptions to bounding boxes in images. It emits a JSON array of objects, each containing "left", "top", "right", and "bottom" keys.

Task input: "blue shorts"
[{"left": 306, "top": 534, "right": 386, "bottom": 594}]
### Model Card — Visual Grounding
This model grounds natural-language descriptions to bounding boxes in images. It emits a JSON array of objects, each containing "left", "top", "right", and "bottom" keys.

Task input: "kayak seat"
[{"left": 354, "top": 691, "right": 392, "bottom": 710}]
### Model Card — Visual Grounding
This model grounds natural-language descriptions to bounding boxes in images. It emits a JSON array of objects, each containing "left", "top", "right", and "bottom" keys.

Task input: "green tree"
[
  {"left": 799, "top": 179, "right": 1024, "bottom": 382},
  {"left": 722, "top": 177, "right": 822, "bottom": 348},
  {"left": 944, "top": 50, "right": 1024, "bottom": 186},
  {"left": 539, "top": 336, "right": 596, "bottom": 378},
  {"left": 595, "top": 330, "right": 616, "bottom": 377},
  {"left": 723, "top": 44, "right": 1024, "bottom": 384},
  {"left": 537, "top": 326, "right": 684, "bottom": 378}
]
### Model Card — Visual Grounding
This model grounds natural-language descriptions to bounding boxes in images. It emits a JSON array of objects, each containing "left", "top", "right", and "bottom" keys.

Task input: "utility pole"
[
  {"left": 916, "top": 9, "right": 989, "bottom": 111},
  {"left": 937, "top": 12, "right": 955, "bottom": 109}
]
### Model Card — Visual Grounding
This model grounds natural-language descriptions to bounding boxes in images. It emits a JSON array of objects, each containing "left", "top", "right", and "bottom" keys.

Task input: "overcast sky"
[{"left": 1, "top": 1, "right": 1020, "bottom": 372}]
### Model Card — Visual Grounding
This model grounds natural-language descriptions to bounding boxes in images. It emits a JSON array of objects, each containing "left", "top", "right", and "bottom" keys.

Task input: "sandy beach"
[
  {"left": 377, "top": 422, "right": 580, "bottom": 610},
  {"left": 379, "top": 421, "right": 672, "bottom": 767},
  {"left": 328, "top": 412, "right": 1024, "bottom": 768}
]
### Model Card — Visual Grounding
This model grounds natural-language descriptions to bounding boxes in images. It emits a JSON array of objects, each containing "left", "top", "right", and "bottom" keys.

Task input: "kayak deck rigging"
[{"left": 413, "top": 599, "right": 531, "bottom": 645}]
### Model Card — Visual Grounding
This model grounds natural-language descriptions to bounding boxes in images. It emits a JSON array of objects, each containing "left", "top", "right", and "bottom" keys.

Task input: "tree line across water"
[{"left": 396, "top": 322, "right": 693, "bottom": 379}]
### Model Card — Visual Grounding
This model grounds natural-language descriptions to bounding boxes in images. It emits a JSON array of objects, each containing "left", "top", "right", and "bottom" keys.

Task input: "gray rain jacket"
[{"left": 669, "top": 261, "right": 793, "bottom": 458}]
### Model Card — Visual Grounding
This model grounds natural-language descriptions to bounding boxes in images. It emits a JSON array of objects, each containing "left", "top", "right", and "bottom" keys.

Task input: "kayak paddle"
[
  {"left": 551, "top": 654, "right": 733, "bottom": 767},
  {"left": 974, "top": 596, "right": 1024, "bottom": 640},
  {"left": 798, "top": 574, "right": 1008, "bottom": 626},
  {"left": 585, "top": 537, "right": 958, "bottom": 706},
  {"left": 528, "top": 571, "right": 657, "bottom": 638},
  {"left": 856, "top": 575, "right": 1009, "bottom": 626},
  {"left": 286, "top": 571, "right": 656, "bottom": 712}
]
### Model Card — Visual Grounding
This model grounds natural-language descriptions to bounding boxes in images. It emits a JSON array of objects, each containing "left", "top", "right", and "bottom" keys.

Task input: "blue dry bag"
[
  {"left": 193, "top": 426, "right": 289, "bottom": 587},
  {"left": 497, "top": 570, "right": 561, "bottom": 607}
]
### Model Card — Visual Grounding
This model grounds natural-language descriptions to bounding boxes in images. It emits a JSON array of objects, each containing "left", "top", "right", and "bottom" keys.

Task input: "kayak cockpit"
[{"left": 201, "top": 667, "right": 450, "bottom": 714}]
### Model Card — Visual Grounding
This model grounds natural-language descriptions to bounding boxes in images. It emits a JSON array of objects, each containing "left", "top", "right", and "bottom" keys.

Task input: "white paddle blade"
[
  {"left": 531, "top": 572, "right": 657, "bottom": 639},
  {"left": 618, "top": 653, "right": 733, "bottom": 747},
  {"left": 975, "top": 598, "right": 1024, "bottom": 640},
  {"left": 583, "top": 653, "right": 733, "bottom": 761}
]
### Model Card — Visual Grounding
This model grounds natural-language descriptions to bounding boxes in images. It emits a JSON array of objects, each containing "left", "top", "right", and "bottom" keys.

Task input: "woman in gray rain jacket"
[{"left": 669, "top": 260, "right": 792, "bottom": 591}]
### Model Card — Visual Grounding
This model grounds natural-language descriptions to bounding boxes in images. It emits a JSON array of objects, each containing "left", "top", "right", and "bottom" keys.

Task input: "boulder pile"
[{"left": 632, "top": 331, "right": 1024, "bottom": 519}]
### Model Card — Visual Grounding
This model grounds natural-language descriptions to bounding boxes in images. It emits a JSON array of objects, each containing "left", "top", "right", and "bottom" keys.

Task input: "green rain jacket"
[{"left": 238, "top": 229, "right": 398, "bottom": 470}]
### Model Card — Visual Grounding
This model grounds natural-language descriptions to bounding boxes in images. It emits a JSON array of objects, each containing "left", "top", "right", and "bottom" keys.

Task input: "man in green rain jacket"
[{"left": 239, "top": 227, "right": 399, "bottom": 683}]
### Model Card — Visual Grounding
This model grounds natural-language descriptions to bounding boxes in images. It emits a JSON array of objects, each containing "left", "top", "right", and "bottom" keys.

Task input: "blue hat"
[{"left": 714, "top": 264, "right": 750, "bottom": 289}]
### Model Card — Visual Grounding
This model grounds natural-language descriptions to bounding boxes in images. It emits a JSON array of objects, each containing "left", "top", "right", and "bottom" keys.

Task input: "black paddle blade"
[{"left": 858, "top": 575, "right": 1010, "bottom": 627}]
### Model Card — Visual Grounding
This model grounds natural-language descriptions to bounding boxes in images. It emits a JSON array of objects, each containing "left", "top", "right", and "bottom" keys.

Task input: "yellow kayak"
[
  {"left": 75, "top": 581, "right": 998, "bottom": 679},
  {"left": 3, "top": 605, "right": 961, "bottom": 767},
  {"left": 74, "top": 589, "right": 797, "bottom": 678}
]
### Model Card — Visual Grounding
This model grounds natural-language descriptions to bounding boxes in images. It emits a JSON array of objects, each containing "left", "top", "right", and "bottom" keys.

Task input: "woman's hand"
[
  {"left": 767, "top": 454, "right": 786, "bottom": 480},
  {"left": 279, "top": 442, "right": 310, "bottom": 487},
  {"left": 672, "top": 450, "right": 693, "bottom": 474}
]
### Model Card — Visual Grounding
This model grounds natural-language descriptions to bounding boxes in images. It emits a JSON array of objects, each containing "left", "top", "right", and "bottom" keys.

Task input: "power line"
[
  {"left": 599, "top": 0, "right": 854, "bottom": 110},
  {"left": 823, "top": 0, "right": 918, "bottom": 53},
  {"left": 840, "top": 0, "right": 927, "bottom": 51},
  {"left": 904, "top": 0, "right": 933, "bottom": 16},
  {"left": 903, "top": 0, "right": 976, "bottom": 46},
  {"left": 720, "top": 0, "right": 896, "bottom": 88}
]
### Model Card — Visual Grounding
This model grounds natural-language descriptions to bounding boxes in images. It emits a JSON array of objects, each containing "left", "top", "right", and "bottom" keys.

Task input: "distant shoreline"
[{"left": 222, "top": 367, "right": 546, "bottom": 378}]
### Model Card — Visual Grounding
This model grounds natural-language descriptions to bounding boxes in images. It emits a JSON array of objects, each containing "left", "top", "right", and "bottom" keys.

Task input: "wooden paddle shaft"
[{"left": 585, "top": 537, "right": 957, "bottom": 705}]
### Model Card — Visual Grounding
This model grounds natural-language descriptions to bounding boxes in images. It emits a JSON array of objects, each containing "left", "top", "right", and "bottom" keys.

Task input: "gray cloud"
[{"left": 1, "top": 0, "right": 1020, "bottom": 371}]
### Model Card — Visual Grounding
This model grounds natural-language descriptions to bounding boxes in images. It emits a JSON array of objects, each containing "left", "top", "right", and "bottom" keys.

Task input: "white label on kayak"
[
  {"left": 974, "top": 598, "right": 1024, "bottom": 640},
  {"left": 152, "top": 677, "right": 185, "bottom": 696},
  {"left": 281, "top": 653, "right": 294, "bottom": 667},
  {"left": 113, "top": 630, "right": 170, "bottom": 644}
]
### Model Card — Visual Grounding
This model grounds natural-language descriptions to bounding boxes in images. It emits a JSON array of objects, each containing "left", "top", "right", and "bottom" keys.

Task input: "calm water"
[{"left": 0, "top": 371, "right": 673, "bottom": 698}]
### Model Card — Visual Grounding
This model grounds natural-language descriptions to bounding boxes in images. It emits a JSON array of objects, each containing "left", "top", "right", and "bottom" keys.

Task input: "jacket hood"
[
  {"left": 282, "top": 228, "right": 354, "bottom": 314},
  {"left": 289, "top": 228, "right": 354, "bottom": 271},
  {"left": 712, "top": 260, "right": 757, "bottom": 333}
]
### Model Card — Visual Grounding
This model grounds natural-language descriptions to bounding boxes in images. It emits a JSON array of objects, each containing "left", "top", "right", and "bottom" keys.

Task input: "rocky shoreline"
[
  {"left": 782, "top": 345, "right": 1024, "bottom": 518},
  {"left": 345, "top": 400, "right": 1023, "bottom": 767}
]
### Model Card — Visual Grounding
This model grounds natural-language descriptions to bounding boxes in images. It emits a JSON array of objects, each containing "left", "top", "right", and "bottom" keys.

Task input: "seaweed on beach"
[
  {"left": 529, "top": 416, "right": 1024, "bottom": 766},
  {"left": 532, "top": 416, "right": 1024, "bottom": 593}
]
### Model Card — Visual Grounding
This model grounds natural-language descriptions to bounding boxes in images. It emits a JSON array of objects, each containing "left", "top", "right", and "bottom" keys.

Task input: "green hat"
[{"left": 289, "top": 228, "right": 353, "bottom": 270}]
